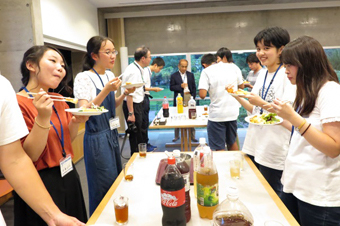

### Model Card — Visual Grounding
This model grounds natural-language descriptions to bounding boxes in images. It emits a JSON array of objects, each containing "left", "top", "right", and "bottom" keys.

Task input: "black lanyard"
[
  {"left": 24, "top": 87, "right": 66, "bottom": 157},
  {"left": 260, "top": 64, "right": 282, "bottom": 114},
  {"left": 92, "top": 68, "right": 109, "bottom": 87},
  {"left": 134, "top": 62, "right": 144, "bottom": 82}
]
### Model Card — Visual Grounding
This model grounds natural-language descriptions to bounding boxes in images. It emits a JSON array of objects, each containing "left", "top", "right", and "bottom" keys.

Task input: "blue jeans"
[
  {"left": 281, "top": 192, "right": 340, "bottom": 226},
  {"left": 258, "top": 164, "right": 283, "bottom": 197}
]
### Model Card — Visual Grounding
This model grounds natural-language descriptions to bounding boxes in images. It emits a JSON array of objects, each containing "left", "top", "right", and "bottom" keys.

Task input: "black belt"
[{"left": 145, "top": 94, "right": 153, "bottom": 99}]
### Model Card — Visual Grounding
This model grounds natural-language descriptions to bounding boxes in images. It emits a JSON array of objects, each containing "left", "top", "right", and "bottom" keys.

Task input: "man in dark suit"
[{"left": 170, "top": 59, "right": 197, "bottom": 142}]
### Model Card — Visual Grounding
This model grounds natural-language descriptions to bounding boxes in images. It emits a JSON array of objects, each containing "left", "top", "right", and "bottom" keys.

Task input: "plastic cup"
[
  {"left": 138, "top": 143, "right": 147, "bottom": 158},
  {"left": 233, "top": 153, "right": 244, "bottom": 171},
  {"left": 114, "top": 195, "right": 129, "bottom": 225},
  {"left": 229, "top": 159, "right": 241, "bottom": 179},
  {"left": 123, "top": 163, "right": 134, "bottom": 182},
  {"left": 264, "top": 220, "right": 284, "bottom": 226}
]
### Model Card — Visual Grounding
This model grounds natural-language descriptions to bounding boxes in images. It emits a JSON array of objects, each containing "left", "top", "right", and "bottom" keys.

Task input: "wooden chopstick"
[
  {"left": 26, "top": 95, "right": 78, "bottom": 104},
  {"left": 27, "top": 92, "right": 67, "bottom": 99},
  {"left": 110, "top": 73, "right": 124, "bottom": 85}
]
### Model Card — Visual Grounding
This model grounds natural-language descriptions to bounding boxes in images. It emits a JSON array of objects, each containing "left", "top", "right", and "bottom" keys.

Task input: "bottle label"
[
  {"left": 183, "top": 173, "right": 190, "bottom": 192},
  {"left": 161, "top": 187, "right": 185, "bottom": 208},
  {"left": 197, "top": 183, "right": 219, "bottom": 207},
  {"left": 163, "top": 103, "right": 169, "bottom": 109}
]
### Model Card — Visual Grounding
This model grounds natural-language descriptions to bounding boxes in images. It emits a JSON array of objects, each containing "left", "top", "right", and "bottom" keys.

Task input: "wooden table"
[
  {"left": 87, "top": 152, "right": 298, "bottom": 226},
  {"left": 149, "top": 106, "right": 208, "bottom": 151}
]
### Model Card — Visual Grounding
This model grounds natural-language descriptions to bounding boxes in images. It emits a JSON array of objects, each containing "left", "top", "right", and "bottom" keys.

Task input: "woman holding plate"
[
  {"left": 73, "top": 36, "right": 134, "bottom": 216},
  {"left": 268, "top": 36, "right": 340, "bottom": 226},
  {"left": 15, "top": 45, "right": 88, "bottom": 225}
]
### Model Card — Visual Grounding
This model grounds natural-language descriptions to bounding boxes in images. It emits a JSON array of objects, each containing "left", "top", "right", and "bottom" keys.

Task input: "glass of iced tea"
[
  {"left": 138, "top": 143, "right": 147, "bottom": 158},
  {"left": 204, "top": 105, "right": 208, "bottom": 112},
  {"left": 123, "top": 163, "right": 134, "bottom": 182},
  {"left": 114, "top": 195, "right": 129, "bottom": 225}
]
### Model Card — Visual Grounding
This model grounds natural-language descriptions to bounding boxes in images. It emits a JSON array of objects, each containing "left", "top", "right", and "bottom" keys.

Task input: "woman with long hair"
[{"left": 270, "top": 36, "right": 340, "bottom": 225}]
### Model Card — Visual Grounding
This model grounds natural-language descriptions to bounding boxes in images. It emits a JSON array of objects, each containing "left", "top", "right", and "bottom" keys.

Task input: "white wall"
[{"left": 40, "top": 0, "right": 99, "bottom": 51}]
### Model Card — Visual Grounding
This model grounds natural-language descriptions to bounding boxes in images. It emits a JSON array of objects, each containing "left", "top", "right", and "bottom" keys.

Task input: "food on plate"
[
  {"left": 125, "top": 82, "right": 132, "bottom": 85},
  {"left": 249, "top": 113, "right": 280, "bottom": 125},
  {"left": 226, "top": 87, "right": 234, "bottom": 93},
  {"left": 79, "top": 105, "right": 106, "bottom": 112},
  {"left": 233, "top": 89, "right": 250, "bottom": 95},
  {"left": 202, "top": 112, "right": 208, "bottom": 116}
]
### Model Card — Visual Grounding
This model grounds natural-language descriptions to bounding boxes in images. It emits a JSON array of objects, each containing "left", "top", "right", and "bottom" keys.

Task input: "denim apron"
[{"left": 84, "top": 74, "right": 122, "bottom": 216}]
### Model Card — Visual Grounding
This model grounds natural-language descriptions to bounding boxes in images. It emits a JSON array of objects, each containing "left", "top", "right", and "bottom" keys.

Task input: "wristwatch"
[{"left": 128, "top": 112, "right": 134, "bottom": 116}]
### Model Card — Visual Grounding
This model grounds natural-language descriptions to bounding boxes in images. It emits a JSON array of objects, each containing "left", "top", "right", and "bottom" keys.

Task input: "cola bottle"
[
  {"left": 173, "top": 150, "right": 191, "bottom": 223},
  {"left": 160, "top": 156, "right": 186, "bottom": 226},
  {"left": 162, "top": 96, "right": 169, "bottom": 118}
]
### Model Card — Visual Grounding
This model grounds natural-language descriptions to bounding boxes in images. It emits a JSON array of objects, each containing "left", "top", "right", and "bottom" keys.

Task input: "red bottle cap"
[{"left": 168, "top": 156, "right": 176, "bottom": 165}]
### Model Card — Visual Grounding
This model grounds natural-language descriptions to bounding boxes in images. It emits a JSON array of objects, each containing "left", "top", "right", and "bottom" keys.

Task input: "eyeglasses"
[{"left": 99, "top": 50, "right": 119, "bottom": 56}]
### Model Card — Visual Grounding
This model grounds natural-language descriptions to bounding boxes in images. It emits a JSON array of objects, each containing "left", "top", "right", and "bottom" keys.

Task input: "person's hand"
[
  {"left": 125, "top": 87, "right": 136, "bottom": 95},
  {"left": 128, "top": 115, "right": 135, "bottom": 123},
  {"left": 244, "top": 83, "right": 253, "bottom": 89},
  {"left": 154, "top": 87, "right": 163, "bottom": 92},
  {"left": 247, "top": 93, "right": 264, "bottom": 106},
  {"left": 47, "top": 212, "right": 85, "bottom": 226},
  {"left": 269, "top": 99, "right": 295, "bottom": 121},
  {"left": 33, "top": 88, "right": 53, "bottom": 121},
  {"left": 105, "top": 77, "right": 121, "bottom": 92},
  {"left": 181, "top": 83, "right": 188, "bottom": 88},
  {"left": 71, "top": 115, "right": 89, "bottom": 124}
]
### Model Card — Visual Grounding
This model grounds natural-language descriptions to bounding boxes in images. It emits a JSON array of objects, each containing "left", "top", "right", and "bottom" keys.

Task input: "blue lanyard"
[
  {"left": 92, "top": 68, "right": 109, "bottom": 87},
  {"left": 24, "top": 87, "right": 66, "bottom": 157},
  {"left": 260, "top": 64, "right": 282, "bottom": 114}
]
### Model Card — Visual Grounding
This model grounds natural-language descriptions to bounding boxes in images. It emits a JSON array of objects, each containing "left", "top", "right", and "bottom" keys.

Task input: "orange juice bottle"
[{"left": 176, "top": 94, "right": 183, "bottom": 114}]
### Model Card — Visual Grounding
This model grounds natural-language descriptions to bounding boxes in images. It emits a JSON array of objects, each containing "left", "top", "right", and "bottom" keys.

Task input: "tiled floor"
[{"left": 1, "top": 128, "right": 247, "bottom": 225}]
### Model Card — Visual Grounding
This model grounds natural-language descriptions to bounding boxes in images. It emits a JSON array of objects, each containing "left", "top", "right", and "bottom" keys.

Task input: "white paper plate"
[
  {"left": 122, "top": 82, "right": 145, "bottom": 89},
  {"left": 65, "top": 108, "right": 109, "bottom": 116},
  {"left": 245, "top": 114, "right": 283, "bottom": 126},
  {"left": 230, "top": 93, "right": 247, "bottom": 97}
]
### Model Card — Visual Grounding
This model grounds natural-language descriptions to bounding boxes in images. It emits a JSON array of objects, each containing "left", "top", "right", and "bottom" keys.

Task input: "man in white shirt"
[
  {"left": 121, "top": 46, "right": 152, "bottom": 155},
  {"left": 143, "top": 57, "right": 165, "bottom": 152},
  {"left": 198, "top": 47, "right": 244, "bottom": 151},
  {"left": 0, "top": 75, "right": 84, "bottom": 226}
]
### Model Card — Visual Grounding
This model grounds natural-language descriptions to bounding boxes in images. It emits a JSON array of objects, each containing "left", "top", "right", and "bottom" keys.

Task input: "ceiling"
[{"left": 88, "top": 0, "right": 340, "bottom": 8}]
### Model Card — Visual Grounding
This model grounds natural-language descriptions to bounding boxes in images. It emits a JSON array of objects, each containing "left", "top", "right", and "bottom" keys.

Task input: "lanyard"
[
  {"left": 92, "top": 68, "right": 109, "bottom": 87},
  {"left": 260, "top": 64, "right": 282, "bottom": 114},
  {"left": 24, "top": 87, "right": 66, "bottom": 157},
  {"left": 134, "top": 62, "right": 145, "bottom": 82}
]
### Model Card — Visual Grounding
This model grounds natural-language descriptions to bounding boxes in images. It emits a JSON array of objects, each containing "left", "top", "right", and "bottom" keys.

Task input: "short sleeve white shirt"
[
  {"left": 242, "top": 67, "right": 296, "bottom": 170},
  {"left": 282, "top": 81, "right": 340, "bottom": 206},
  {"left": 121, "top": 61, "right": 145, "bottom": 103},
  {"left": 143, "top": 67, "right": 152, "bottom": 95},
  {"left": 198, "top": 62, "right": 243, "bottom": 121},
  {"left": 73, "top": 70, "right": 115, "bottom": 102},
  {"left": 0, "top": 75, "right": 28, "bottom": 146}
]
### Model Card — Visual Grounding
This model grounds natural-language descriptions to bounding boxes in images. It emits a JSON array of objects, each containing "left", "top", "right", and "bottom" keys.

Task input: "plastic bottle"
[
  {"left": 162, "top": 96, "right": 169, "bottom": 118},
  {"left": 173, "top": 150, "right": 191, "bottom": 223},
  {"left": 188, "top": 96, "right": 196, "bottom": 119},
  {"left": 177, "top": 93, "right": 183, "bottom": 114},
  {"left": 197, "top": 148, "right": 218, "bottom": 220},
  {"left": 193, "top": 138, "right": 208, "bottom": 198},
  {"left": 212, "top": 186, "right": 254, "bottom": 226},
  {"left": 160, "top": 156, "right": 186, "bottom": 226}
]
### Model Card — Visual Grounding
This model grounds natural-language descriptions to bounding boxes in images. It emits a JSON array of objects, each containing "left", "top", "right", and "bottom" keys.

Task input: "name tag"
[
  {"left": 60, "top": 154, "right": 73, "bottom": 177},
  {"left": 110, "top": 117, "right": 120, "bottom": 130}
]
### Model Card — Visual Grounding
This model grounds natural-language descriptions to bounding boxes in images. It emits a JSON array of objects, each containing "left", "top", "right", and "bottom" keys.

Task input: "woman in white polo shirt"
[{"left": 270, "top": 36, "right": 340, "bottom": 225}]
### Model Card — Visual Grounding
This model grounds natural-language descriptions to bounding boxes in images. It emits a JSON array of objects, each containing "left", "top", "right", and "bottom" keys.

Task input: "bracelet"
[
  {"left": 297, "top": 119, "right": 307, "bottom": 131},
  {"left": 124, "top": 92, "right": 129, "bottom": 96},
  {"left": 34, "top": 117, "right": 51, "bottom": 129},
  {"left": 301, "top": 123, "right": 311, "bottom": 136}
]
